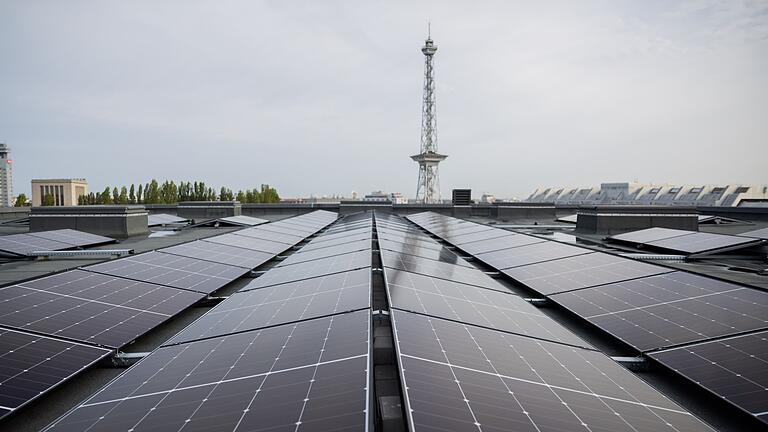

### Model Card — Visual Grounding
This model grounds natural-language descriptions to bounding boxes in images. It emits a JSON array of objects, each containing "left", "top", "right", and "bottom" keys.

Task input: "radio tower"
[{"left": 412, "top": 25, "right": 447, "bottom": 204}]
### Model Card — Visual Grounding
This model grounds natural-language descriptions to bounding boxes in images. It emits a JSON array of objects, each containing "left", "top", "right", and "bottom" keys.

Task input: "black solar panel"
[
  {"left": 244, "top": 250, "right": 371, "bottom": 290},
  {"left": 647, "top": 232, "right": 763, "bottom": 255},
  {"left": 391, "top": 310, "right": 712, "bottom": 432},
  {"left": 648, "top": 331, "right": 768, "bottom": 424},
  {"left": 378, "top": 239, "right": 474, "bottom": 268},
  {"left": 85, "top": 251, "right": 249, "bottom": 294},
  {"left": 458, "top": 234, "right": 546, "bottom": 255},
  {"left": 159, "top": 240, "right": 273, "bottom": 269},
  {"left": 324, "top": 221, "right": 372, "bottom": 234},
  {"left": 0, "top": 234, "right": 73, "bottom": 256},
  {"left": 277, "top": 238, "right": 371, "bottom": 267},
  {"left": 476, "top": 241, "right": 592, "bottom": 270},
  {"left": 0, "top": 270, "right": 203, "bottom": 347},
  {"left": 169, "top": 268, "right": 371, "bottom": 344},
  {"left": 385, "top": 269, "right": 588, "bottom": 348},
  {"left": 28, "top": 229, "right": 115, "bottom": 247},
  {"left": 46, "top": 311, "right": 369, "bottom": 432},
  {"left": 435, "top": 224, "right": 493, "bottom": 239},
  {"left": 147, "top": 213, "right": 188, "bottom": 226},
  {"left": 217, "top": 215, "right": 269, "bottom": 226},
  {"left": 204, "top": 233, "right": 293, "bottom": 254},
  {"left": 300, "top": 232, "right": 372, "bottom": 251},
  {"left": 608, "top": 227, "right": 696, "bottom": 245},
  {"left": 739, "top": 227, "right": 768, "bottom": 240},
  {"left": 502, "top": 252, "right": 672, "bottom": 295},
  {"left": 380, "top": 250, "right": 509, "bottom": 293},
  {"left": 551, "top": 271, "right": 768, "bottom": 351},
  {"left": 232, "top": 227, "right": 305, "bottom": 245},
  {"left": 450, "top": 228, "right": 515, "bottom": 245},
  {"left": 259, "top": 222, "right": 317, "bottom": 236},
  {"left": 0, "top": 327, "right": 111, "bottom": 419}
]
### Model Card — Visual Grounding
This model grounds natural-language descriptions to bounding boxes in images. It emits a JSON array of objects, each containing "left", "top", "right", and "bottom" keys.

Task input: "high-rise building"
[
  {"left": 412, "top": 28, "right": 447, "bottom": 203},
  {"left": 0, "top": 144, "right": 13, "bottom": 207}
]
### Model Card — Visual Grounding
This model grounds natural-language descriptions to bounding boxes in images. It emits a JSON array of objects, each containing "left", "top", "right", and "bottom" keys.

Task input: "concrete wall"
[
  {"left": 177, "top": 201, "right": 241, "bottom": 221},
  {"left": 575, "top": 206, "right": 699, "bottom": 235},
  {"left": 29, "top": 205, "right": 149, "bottom": 237}
]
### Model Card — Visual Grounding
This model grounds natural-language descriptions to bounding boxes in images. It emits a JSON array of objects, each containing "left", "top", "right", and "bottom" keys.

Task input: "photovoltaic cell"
[
  {"left": 277, "top": 238, "right": 371, "bottom": 267},
  {"left": 204, "top": 233, "right": 293, "bottom": 254},
  {"left": 648, "top": 331, "right": 768, "bottom": 424},
  {"left": 0, "top": 327, "right": 111, "bottom": 418},
  {"left": 217, "top": 215, "right": 269, "bottom": 226},
  {"left": 384, "top": 269, "right": 588, "bottom": 348},
  {"left": 259, "top": 223, "right": 317, "bottom": 236},
  {"left": 244, "top": 250, "right": 371, "bottom": 290},
  {"left": 232, "top": 227, "right": 304, "bottom": 245},
  {"left": 300, "top": 232, "right": 372, "bottom": 252},
  {"left": 27, "top": 229, "right": 115, "bottom": 247},
  {"left": 45, "top": 312, "right": 369, "bottom": 432},
  {"left": 0, "top": 234, "right": 73, "bottom": 256},
  {"left": 85, "top": 251, "right": 249, "bottom": 294},
  {"left": 476, "top": 241, "right": 592, "bottom": 270},
  {"left": 450, "top": 228, "right": 515, "bottom": 245},
  {"left": 169, "top": 268, "right": 370, "bottom": 344},
  {"left": 376, "top": 232, "right": 446, "bottom": 252},
  {"left": 304, "top": 226, "right": 371, "bottom": 245},
  {"left": 378, "top": 239, "right": 474, "bottom": 268},
  {"left": 0, "top": 270, "right": 203, "bottom": 347},
  {"left": 458, "top": 234, "right": 546, "bottom": 256},
  {"left": 380, "top": 250, "right": 509, "bottom": 293},
  {"left": 159, "top": 240, "right": 274, "bottom": 269},
  {"left": 501, "top": 252, "right": 672, "bottom": 295},
  {"left": 647, "top": 232, "right": 763, "bottom": 255},
  {"left": 608, "top": 228, "right": 696, "bottom": 245},
  {"left": 391, "top": 310, "right": 712, "bottom": 432},
  {"left": 551, "top": 271, "right": 768, "bottom": 351},
  {"left": 739, "top": 227, "right": 768, "bottom": 240}
]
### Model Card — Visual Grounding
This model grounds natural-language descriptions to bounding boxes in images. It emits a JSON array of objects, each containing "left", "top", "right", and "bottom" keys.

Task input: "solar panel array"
[
  {"left": 608, "top": 227, "right": 764, "bottom": 255},
  {"left": 383, "top": 213, "right": 713, "bottom": 431},
  {"left": 147, "top": 213, "right": 188, "bottom": 227},
  {"left": 216, "top": 215, "right": 269, "bottom": 226},
  {"left": 407, "top": 211, "right": 768, "bottom": 425},
  {"left": 45, "top": 212, "right": 372, "bottom": 431},
  {"left": 0, "top": 229, "right": 115, "bottom": 256},
  {"left": 0, "top": 210, "right": 337, "bottom": 423}
]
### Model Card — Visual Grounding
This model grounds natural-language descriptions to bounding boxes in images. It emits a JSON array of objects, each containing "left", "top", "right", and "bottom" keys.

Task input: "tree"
[
  {"left": 137, "top": 184, "right": 143, "bottom": 204},
  {"left": 41, "top": 193, "right": 55, "bottom": 206},
  {"left": 119, "top": 186, "right": 129, "bottom": 204},
  {"left": 100, "top": 187, "right": 111, "bottom": 205},
  {"left": 145, "top": 180, "right": 160, "bottom": 204},
  {"left": 236, "top": 190, "right": 246, "bottom": 203},
  {"left": 220, "top": 187, "right": 234, "bottom": 201},
  {"left": 129, "top": 184, "right": 136, "bottom": 204},
  {"left": 112, "top": 187, "right": 119, "bottom": 204},
  {"left": 14, "top": 193, "right": 28, "bottom": 207}
]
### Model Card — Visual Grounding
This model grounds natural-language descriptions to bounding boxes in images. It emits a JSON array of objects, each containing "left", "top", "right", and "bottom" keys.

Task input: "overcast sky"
[{"left": 1, "top": 0, "right": 766, "bottom": 200}]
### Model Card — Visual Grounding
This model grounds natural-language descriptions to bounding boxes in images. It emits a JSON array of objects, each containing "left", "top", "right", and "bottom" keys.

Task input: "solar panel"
[
  {"left": 147, "top": 213, "right": 188, "bottom": 227},
  {"left": 646, "top": 232, "right": 762, "bottom": 255},
  {"left": 385, "top": 268, "right": 588, "bottom": 348},
  {"left": 46, "top": 311, "right": 370, "bottom": 432},
  {"left": 390, "top": 310, "right": 712, "bottom": 432},
  {"left": 257, "top": 223, "right": 316, "bottom": 237},
  {"left": 244, "top": 250, "right": 371, "bottom": 290},
  {"left": 380, "top": 250, "right": 509, "bottom": 293},
  {"left": 457, "top": 234, "right": 546, "bottom": 255},
  {"left": 648, "top": 331, "right": 768, "bottom": 424},
  {"left": 0, "top": 327, "right": 112, "bottom": 419},
  {"left": 450, "top": 228, "right": 515, "bottom": 245},
  {"left": 232, "top": 227, "right": 305, "bottom": 245},
  {"left": 739, "top": 227, "right": 768, "bottom": 240},
  {"left": 27, "top": 229, "right": 115, "bottom": 247},
  {"left": 169, "top": 268, "right": 371, "bottom": 344},
  {"left": 277, "top": 238, "right": 371, "bottom": 267},
  {"left": 217, "top": 215, "right": 269, "bottom": 226},
  {"left": 608, "top": 227, "right": 696, "bottom": 245},
  {"left": 159, "top": 240, "right": 274, "bottom": 269},
  {"left": 300, "top": 232, "right": 372, "bottom": 252},
  {"left": 434, "top": 224, "right": 493, "bottom": 239},
  {"left": 85, "top": 251, "right": 249, "bottom": 294},
  {"left": 476, "top": 241, "right": 592, "bottom": 270},
  {"left": 550, "top": 271, "right": 768, "bottom": 351},
  {"left": 324, "top": 220, "right": 372, "bottom": 234},
  {"left": 0, "top": 233, "right": 73, "bottom": 256},
  {"left": 501, "top": 252, "right": 672, "bottom": 295},
  {"left": 378, "top": 239, "right": 475, "bottom": 268},
  {"left": 0, "top": 270, "right": 203, "bottom": 347},
  {"left": 203, "top": 233, "right": 292, "bottom": 254}
]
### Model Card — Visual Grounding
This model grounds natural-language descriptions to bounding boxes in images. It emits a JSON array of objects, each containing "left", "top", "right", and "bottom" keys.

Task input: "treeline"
[{"left": 76, "top": 180, "right": 280, "bottom": 205}]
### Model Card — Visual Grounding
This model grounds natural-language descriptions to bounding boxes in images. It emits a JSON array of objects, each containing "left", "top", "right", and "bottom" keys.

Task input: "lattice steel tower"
[{"left": 412, "top": 28, "right": 447, "bottom": 204}]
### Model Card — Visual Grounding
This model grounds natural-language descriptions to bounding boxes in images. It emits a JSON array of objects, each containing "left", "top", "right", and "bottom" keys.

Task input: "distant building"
[
  {"left": 390, "top": 192, "right": 408, "bottom": 205},
  {"left": 31, "top": 178, "right": 88, "bottom": 206},
  {"left": 480, "top": 193, "right": 496, "bottom": 204},
  {"left": 0, "top": 144, "right": 12, "bottom": 207},
  {"left": 526, "top": 182, "right": 768, "bottom": 207},
  {"left": 363, "top": 191, "right": 390, "bottom": 202}
]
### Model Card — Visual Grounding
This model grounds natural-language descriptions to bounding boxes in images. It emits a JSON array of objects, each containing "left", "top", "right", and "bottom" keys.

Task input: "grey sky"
[{"left": 1, "top": 0, "right": 766, "bottom": 200}]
